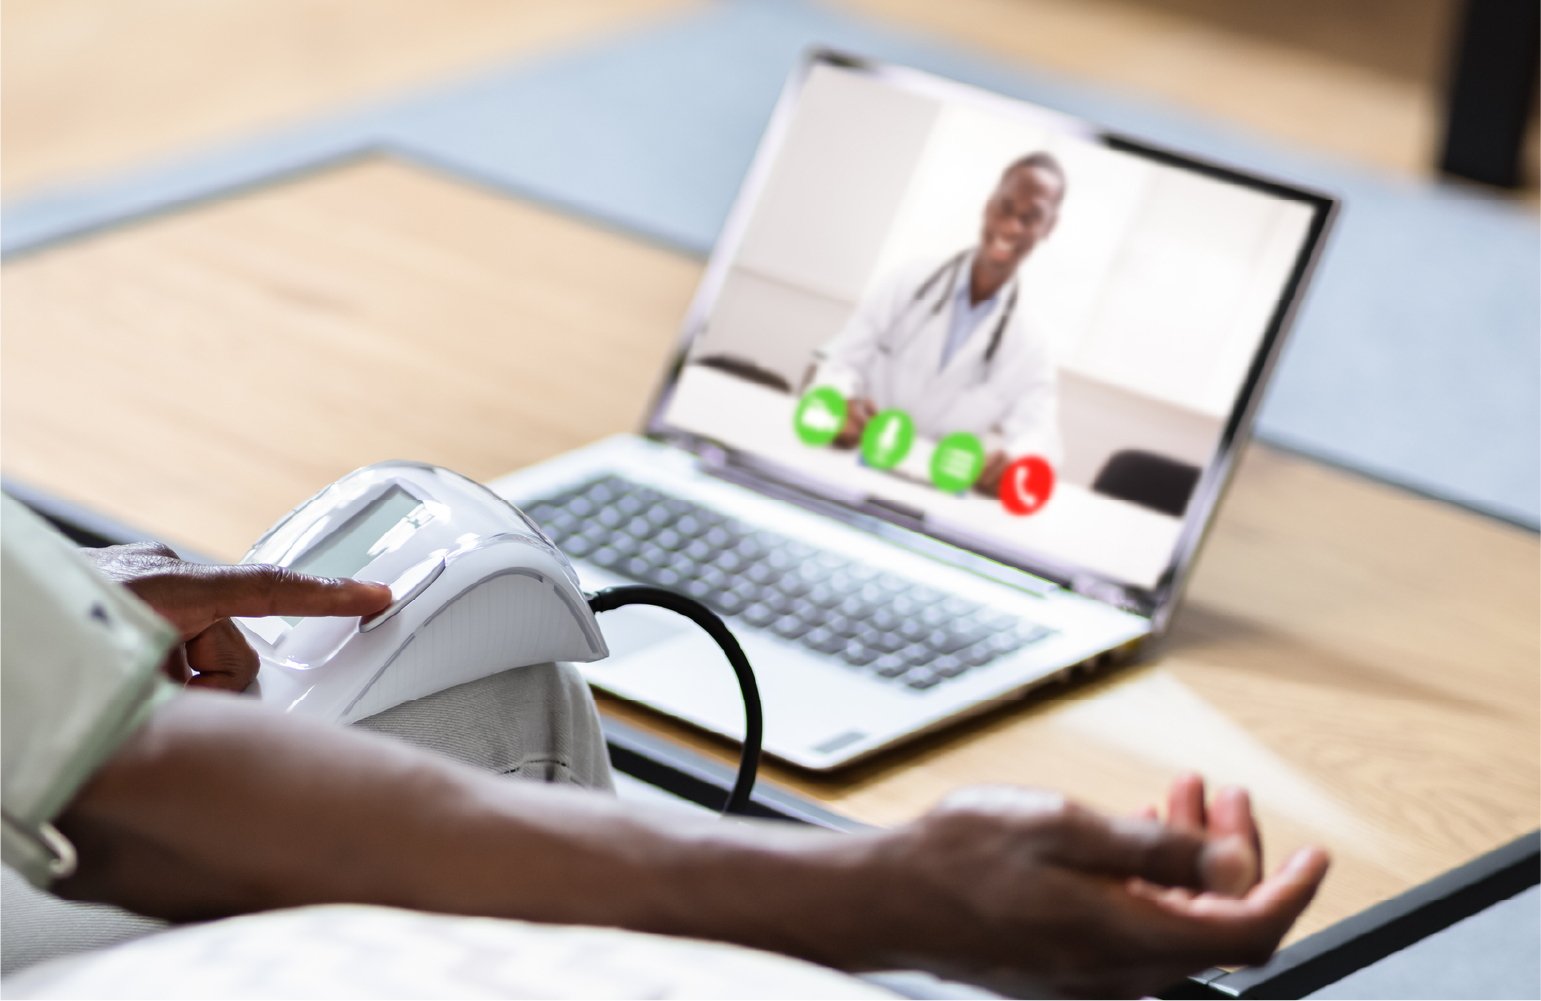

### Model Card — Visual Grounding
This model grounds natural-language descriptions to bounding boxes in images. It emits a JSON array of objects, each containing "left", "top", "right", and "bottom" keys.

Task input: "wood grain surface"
[
  {"left": 1, "top": 0, "right": 702, "bottom": 198},
  {"left": 4, "top": 159, "right": 1536, "bottom": 943}
]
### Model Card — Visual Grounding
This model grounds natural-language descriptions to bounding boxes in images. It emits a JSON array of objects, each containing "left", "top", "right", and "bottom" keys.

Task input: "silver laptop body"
[{"left": 490, "top": 50, "right": 1337, "bottom": 770}]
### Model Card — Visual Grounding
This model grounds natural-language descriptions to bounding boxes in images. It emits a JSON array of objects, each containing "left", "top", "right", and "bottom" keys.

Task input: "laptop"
[{"left": 489, "top": 50, "right": 1336, "bottom": 770}]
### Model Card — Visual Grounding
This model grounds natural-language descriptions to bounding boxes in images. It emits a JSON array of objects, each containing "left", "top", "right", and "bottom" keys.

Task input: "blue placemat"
[{"left": 6, "top": 0, "right": 1537, "bottom": 527}]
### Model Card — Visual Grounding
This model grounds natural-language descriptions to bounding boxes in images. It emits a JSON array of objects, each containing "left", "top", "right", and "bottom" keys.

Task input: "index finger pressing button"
[{"left": 359, "top": 555, "right": 446, "bottom": 632}]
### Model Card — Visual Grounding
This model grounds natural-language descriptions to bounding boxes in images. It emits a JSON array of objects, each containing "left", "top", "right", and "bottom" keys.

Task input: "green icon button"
[
  {"left": 861, "top": 409, "right": 914, "bottom": 469},
  {"left": 930, "top": 432, "right": 985, "bottom": 492},
  {"left": 794, "top": 386, "right": 847, "bottom": 447}
]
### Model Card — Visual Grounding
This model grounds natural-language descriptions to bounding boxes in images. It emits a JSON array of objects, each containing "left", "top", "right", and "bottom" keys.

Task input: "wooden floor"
[{"left": 4, "top": 158, "right": 1536, "bottom": 944}]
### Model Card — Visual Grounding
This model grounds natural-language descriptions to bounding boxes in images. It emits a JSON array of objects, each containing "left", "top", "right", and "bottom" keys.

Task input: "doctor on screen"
[{"left": 810, "top": 152, "right": 1066, "bottom": 495}]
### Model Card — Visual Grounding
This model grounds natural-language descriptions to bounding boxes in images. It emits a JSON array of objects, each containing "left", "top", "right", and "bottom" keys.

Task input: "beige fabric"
[
  {"left": 352, "top": 660, "right": 615, "bottom": 792},
  {"left": 0, "top": 865, "right": 170, "bottom": 980}
]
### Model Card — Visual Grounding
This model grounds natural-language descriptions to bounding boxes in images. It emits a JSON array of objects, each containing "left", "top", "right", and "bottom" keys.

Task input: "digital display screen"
[
  {"left": 282, "top": 486, "right": 424, "bottom": 623},
  {"left": 661, "top": 62, "right": 1324, "bottom": 590}
]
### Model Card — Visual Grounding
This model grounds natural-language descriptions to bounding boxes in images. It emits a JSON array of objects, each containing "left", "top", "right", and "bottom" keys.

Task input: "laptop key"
[
  {"left": 905, "top": 671, "right": 942, "bottom": 691},
  {"left": 958, "top": 643, "right": 999, "bottom": 668},
  {"left": 873, "top": 655, "right": 909, "bottom": 678},
  {"left": 840, "top": 641, "right": 878, "bottom": 666},
  {"left": 836, "top": 594, "right": 871, "bottom": 619},
  {"left": 805, "top": 583, "right": 841, "bottom": 608},
  {"left": 823, "top": 614, "right": 857, "bottom": 638},
  {"left": 745, "top": 563, "right": 780, "bottom": 586},
  {"left": 563, "top": 534, "right": 599, "bottom": 558},
  {"left": 761, "top": 592, "right": 795, "bottom": 616},
  {"left": 802, "top": 628, "right": 845, "bottom": 655},
  {"left": 931, "top": 656, "right": 967, "bottom": 678},
  {"left": 648, "top": 566, "right": 682, "bottom": 588},
  {"left": 713, "top": 592, "right": 749, "bottom": 616},
  {"left": 919, "top": 605, "right": 951, "bottom": 630},
  {"left": 765, "top": 549, "right": 798, "bottom": 571},
  {"left": 741, "top": 603, "right": 777, "bottom": 628},
  {"left": 771, "top": 614, "right": 809, "bottom": 639}
]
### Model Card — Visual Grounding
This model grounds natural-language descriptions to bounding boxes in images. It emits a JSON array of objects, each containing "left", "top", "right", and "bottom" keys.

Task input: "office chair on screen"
[{"left": 1091, "top": 450, "right": 1201, "bottom": 518}]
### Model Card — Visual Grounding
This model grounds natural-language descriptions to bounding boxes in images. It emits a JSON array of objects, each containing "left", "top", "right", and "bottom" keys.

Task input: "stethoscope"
[{"left": 895, "top": 250, "right": 1020, "bottom": 370}]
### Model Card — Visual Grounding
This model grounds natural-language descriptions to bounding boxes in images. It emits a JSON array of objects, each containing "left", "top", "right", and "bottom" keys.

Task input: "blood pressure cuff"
[{"left": 1, "top": 497, "right": 178, "bottom": 887}]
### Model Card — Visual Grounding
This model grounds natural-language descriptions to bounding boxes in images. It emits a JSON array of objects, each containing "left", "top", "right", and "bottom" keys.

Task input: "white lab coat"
[{"left": 812, "top": 251, "right": 1061, "bottom": 464}]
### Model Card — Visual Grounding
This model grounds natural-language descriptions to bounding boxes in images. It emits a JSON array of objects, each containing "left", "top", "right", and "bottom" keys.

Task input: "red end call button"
[{"left": 999, "top": 456, "right": 1055, "bottom": 516}]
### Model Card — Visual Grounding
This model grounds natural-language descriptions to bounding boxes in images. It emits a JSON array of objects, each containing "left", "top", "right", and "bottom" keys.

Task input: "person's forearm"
[
  {"left": 52, "top": 693, "right": 1325, "bottom": 996},
  {"left": 54, "top": 694, "right": 888, "bottom": 969}
]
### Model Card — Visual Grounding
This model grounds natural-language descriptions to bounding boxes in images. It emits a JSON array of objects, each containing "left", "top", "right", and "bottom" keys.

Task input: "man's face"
[{"left": 979, "top": 165, "right": 1063, "bottom": 273}]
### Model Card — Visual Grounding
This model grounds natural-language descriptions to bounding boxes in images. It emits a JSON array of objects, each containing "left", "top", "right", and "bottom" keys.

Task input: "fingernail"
[{"left": 1201, "top": 835, "right": 1258, "bottom": 896}]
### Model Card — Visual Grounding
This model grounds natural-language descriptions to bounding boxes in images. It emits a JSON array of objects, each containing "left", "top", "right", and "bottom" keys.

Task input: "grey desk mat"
[{"left": 1306, "top": 884, "right": 1540, "bottom": 1000}]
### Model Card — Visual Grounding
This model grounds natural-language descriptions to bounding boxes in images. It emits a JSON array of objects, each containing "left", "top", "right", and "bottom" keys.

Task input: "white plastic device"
[{"left": 234, "top": 461, "right": 609, "bottom": 722}]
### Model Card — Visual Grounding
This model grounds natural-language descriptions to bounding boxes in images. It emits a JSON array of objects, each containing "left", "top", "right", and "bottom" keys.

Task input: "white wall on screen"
[
  {"left": 1064, "top": 167, "right": 1314, "bottom": 416},
  {"left": 699, "top": 270, "right": 852, "bottom": 386},
  {"left": 729, "top": 64, "right": 940, "bottom": 303}
]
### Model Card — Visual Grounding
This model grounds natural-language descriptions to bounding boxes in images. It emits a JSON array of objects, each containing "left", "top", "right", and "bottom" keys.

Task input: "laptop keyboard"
[{"left": 524, "top": 476, "right": 1054, "bottom": 692}]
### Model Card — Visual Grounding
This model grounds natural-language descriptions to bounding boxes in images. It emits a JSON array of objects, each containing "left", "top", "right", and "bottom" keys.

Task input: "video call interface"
[{"left": 662, "top": 62, "right": 1319, "bottom": 590}]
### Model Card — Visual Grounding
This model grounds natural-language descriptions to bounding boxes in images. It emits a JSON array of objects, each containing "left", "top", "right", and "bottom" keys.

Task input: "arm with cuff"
[{"left": 1, "top": 497, "right": 178, "bottom": 887}]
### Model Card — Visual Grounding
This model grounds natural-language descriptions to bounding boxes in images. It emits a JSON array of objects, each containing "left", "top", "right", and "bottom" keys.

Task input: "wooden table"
[{"left": 4, "top": 157, "right": 1536, "bottom": 942}]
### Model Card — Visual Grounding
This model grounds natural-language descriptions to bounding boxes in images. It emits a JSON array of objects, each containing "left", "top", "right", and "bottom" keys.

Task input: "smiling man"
[{"left": 813, "top": 152, "right": 1066, "bottom": 495}]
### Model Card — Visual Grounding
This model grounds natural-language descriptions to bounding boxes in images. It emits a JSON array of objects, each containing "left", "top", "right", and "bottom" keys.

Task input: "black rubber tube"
[{"left": 586, "top": 586, "right": 762, "bottom": 817}]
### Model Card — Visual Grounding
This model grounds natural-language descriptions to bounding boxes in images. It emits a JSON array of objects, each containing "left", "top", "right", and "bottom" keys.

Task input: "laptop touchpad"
[{"left": 592, "top": 604, "right": 694, "bottom": 660}]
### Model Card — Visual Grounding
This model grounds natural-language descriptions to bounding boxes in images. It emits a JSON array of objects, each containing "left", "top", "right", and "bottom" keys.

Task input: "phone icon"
[{"left": 999, "top": 456, "right": 1054, "bottom": 515}]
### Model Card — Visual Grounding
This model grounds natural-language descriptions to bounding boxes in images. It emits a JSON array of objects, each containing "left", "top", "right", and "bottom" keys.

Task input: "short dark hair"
[{"left": 1001, "top": 151, "right": 1067, "bottom": 200}]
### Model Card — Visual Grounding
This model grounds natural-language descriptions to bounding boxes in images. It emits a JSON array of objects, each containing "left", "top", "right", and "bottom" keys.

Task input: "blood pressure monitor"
[{"left": 234, "top": 462, "right": 609, "bottom": 722}]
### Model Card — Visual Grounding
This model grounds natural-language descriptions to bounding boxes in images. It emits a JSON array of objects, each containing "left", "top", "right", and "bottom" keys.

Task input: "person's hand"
[
  {"left": 81, "top": 543, "right": 391, "bottom": 692},
  {"left": 851, "top": 785, "right": 1328, "bottom": 998},
  {"left": 973, "top": 449, "right": 1009, "bottom": 496},
  {"left": 833, "top": 397, "right": 877, "bottom": 449},
  {"left": 1135, "top": 773, "right": 1263, "bottom": 897}
]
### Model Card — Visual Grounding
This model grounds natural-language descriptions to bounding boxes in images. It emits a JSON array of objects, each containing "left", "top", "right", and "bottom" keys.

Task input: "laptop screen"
[{"left": 652, "top": 54, "right": 1333, "bottom": 606}]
